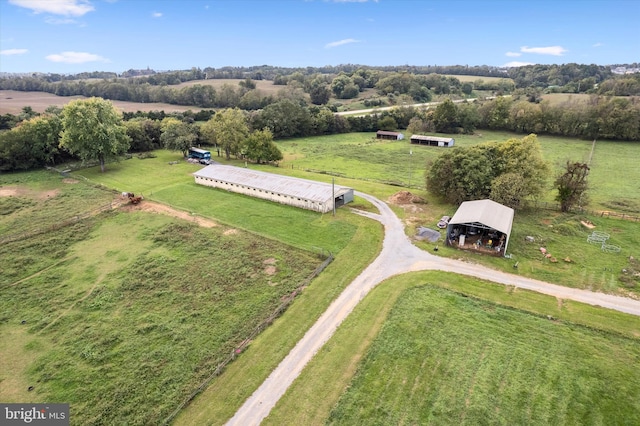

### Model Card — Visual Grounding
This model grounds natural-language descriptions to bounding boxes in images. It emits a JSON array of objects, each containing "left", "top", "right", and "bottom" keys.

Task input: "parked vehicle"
[
  {"left": 437, "top": 215, "right": 451, "bottom": 229},
  {"left": 188, "top": 147, "right": 211, "bottom": 162}
]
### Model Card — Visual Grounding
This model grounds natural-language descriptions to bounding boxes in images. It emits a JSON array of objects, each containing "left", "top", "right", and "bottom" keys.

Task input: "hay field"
[
  {"left": 0, "top": 90, "right": 203, "bottom": 115},
  {"left": 444, "top": 74, "right": 513, "bottom": 83},
  {"left": 175, "top": 78, "right": 282, "bottom": 94}
]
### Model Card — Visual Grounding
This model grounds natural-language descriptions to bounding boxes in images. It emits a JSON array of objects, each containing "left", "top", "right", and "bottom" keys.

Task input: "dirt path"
[
  {"left": 226, "top": 191, "right": 640, "bottom": 426},
  {"left": 119, "top": 200, "right": 218, "bottom": 228}
]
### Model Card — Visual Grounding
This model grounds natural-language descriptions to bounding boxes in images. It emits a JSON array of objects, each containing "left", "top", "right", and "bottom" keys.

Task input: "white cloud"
[
  {"left": 503, "top": 61, "right": 534, "bottom": 68},
  {"left": 593, "top": 42, "right": 603, "bottom": 47},
  {"left": 152, "top": 12, "right": 162, "bottom": 18},
  {"left": 45, "top": 16, "right": 78, "bottom": 24},
  {"left": 520, "top": 45, "right": 567, "bottom": 56},
  {"left": 505, "top": 51, "right": 521, "bottom": 57},
  {"left": 9, "top": 0, "right": 94, "bottom": 17},
  {"left": 325, "top": 38, "right": 360, "bottom": 48},
  {"left": 0, "top": 48, "right": 29, "bottom": 55},
  {"left": 46, "top": 51, "right": 109, "bottom": 64}
]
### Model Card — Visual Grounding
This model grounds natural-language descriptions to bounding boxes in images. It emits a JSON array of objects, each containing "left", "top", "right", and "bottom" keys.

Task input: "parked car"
[{"left": 437, "top": 215, "right": 451, "bottom": 229}]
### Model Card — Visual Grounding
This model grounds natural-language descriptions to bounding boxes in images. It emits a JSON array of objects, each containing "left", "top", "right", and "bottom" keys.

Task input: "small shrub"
[
  {"left": 137, "top": 152, "right": 157, "bottom": 159},
  {"left": 553, "top": 222, "right": 583, "bottom": 236}
]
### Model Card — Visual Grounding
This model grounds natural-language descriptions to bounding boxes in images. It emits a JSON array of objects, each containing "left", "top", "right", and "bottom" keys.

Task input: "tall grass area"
[
  {"left": 0, "top": 169, "right": 115, "bottom": 236},
  {"left": 326, "top": 285, "right": 640, "bottom": 425},
  {"left": 0, "top": 172, "right": 329, "bottom": 424},
  {"left": 174, "top": 207, "right": 382, "bottom": 425}
]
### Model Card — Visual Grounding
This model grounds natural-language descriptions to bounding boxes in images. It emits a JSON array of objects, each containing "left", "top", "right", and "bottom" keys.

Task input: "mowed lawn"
[
  {"left": 326, "top": 285, "right": 640, "bottom": 425},
  {"left": 76, "top": 150, "right": 357, "bottom": 255}
]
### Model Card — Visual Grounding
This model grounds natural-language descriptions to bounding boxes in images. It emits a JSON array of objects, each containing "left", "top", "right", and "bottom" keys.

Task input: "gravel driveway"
[{"left": 226, "top": 191, "right": 640, "bottom": 425}]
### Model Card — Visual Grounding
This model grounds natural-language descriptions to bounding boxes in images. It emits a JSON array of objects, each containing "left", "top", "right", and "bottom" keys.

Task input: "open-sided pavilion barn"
[
  {"left": 193, "top": 165, "right": 354, "bottom": 213},
  {"left": 410, "top": 135, "right": 455, "bottom": 147},
  {"left": 445, "top": 199, "right": 514, "bottom": 256},
  {"left": 376, "top": 130, "right": 404, "bottom": 140}
]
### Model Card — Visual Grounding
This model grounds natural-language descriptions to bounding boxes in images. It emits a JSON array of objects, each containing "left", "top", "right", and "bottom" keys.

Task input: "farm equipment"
[{"left": 122, "top": 192, "right": 143, "bottom": 204}]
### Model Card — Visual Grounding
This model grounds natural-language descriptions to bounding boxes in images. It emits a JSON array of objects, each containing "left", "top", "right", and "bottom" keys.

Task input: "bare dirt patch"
[
  {"left": 0, "top": 185, "right": 59, "bottom": 200},
  {"left": 62, "top": 178, "right": 79, "bottom": 184},
  {"left": 224, "top": 229, "right": 239, "bottom": 235},
  {"left": 388, "top": 191, "right": 428, "bottom": 225},
  {"left": 388, "top": 191, "right": 426, "bottom": 205},
  {"left": 263, "top": 258, "right": 277, "bottom": 276},
  {"left": 0, "top": 187, "right": 20, "bottom": 197},
  {"left": 120, "top": 200, "right": 217, "bottom": 228}
]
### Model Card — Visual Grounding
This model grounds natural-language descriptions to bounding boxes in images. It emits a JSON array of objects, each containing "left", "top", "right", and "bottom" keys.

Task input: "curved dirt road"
[{"left": 226, "top": 191, "right": 640, "bottom": 426}]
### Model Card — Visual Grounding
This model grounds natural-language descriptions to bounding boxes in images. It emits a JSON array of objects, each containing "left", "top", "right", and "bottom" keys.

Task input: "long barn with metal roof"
[{"left": 193, "top": 165, "right": 354, "bottom": 213}]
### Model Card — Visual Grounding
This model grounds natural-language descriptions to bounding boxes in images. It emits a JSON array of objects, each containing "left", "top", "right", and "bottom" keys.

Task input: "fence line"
[
  {"left": 281, "top": 163, "right": 424, "bottom": 190},
  {"left": 162, "top": 251, "right": 334, "bottom": 426},
  {"left": 281, "top": 165, "right": 638, "bottom": 221},
  {"left": 532, "top": 201, "right": 640, "bottom": 222}
]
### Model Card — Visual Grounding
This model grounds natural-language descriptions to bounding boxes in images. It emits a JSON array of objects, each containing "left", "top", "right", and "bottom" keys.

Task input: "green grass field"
[
  {"left": 1, "top": 128, "right": 639, "bottom": 425},
  {"left": 0, "top": 172, "right": 328, "bottom": 424},
  {"left": 325, "top": 285, "right": 640, "bottom": 425},
  {"left": 276, "top": 130, "right": 640, "bottom": 211}
]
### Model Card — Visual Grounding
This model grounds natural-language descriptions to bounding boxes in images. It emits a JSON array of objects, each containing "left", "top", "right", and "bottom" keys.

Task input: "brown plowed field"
[{"left": 0, "top": 90, "right": 203, "bottom": 114}]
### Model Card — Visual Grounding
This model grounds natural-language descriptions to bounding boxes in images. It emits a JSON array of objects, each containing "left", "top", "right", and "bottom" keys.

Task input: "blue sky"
[{"left": 1, "top": 0, "right": 638, "bottom": 74}]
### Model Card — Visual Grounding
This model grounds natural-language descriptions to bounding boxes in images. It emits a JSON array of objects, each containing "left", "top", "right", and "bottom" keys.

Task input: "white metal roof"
[
  {"left": 193, "top": 165, "right": 353, "bottom": 203},
  {"left": 449, "top": 199, "right": 514, "bottom": 236},
  {"left": 410, "top": 135, "right": 455, "bottom": 143},
  {"left": 189, "top": 147, "right": 210, "bottom": 154}
]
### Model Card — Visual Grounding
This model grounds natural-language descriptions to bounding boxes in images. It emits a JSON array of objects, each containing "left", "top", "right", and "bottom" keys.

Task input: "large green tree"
[
  {"left": 427, "top": 134, "right": 548, "bottom": 208},
  {"left": 60, "top": 97, "right": 130, "bottom": 172},
  {"left": 492, "top": 134, "right": 548, "bottom": 203},
  {"left": 160, "top": 118, "right": 197, "bottom": 156},
  {"left": 432, "top": 99, "right": 459, "bottom": 133},
  {"left": 426, "top": 147, "right": 494, "bottom": 204},
  {"left": 243, "top": 129, "right": 282, "bottom": 164},
  {"left": 252, "top": 100, "right": 312, "bottom": 139},
  {"left": 124, "top": 118, "right": 162, "bottom": 152},
  {"left": 201, "top": 108, "right": 248, "bottom": 159},
  {"left": 16, "top": 113, "right": 62, "bottom": 166},
  {"left": 331, "top": 74, "right": 359, "bottom": 99}
]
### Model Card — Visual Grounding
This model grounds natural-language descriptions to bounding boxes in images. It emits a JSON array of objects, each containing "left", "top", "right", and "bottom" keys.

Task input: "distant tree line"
[
  {"left": 4, "top": 64, "right": 639, "bottom": 113},
  {"left": 0, "top": 69, "right": 494, "bottom": 108},
  {"left": 1, "top": 91, "right": 638, "bottom": 172}
]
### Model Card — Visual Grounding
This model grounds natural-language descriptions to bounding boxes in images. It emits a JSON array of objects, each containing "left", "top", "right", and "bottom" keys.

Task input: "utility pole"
[
  {"left": 332, "top": 177, "right": 335, "bottom": 216},
  {"left": 409, "top": 149, "right": 413, "bottom": 188}
]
